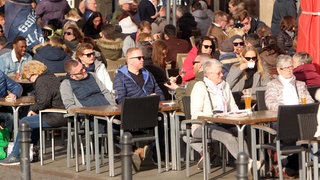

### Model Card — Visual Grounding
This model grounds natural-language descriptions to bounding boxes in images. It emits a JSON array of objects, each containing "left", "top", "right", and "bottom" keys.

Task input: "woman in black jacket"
[{"left": 0, "top": 60, "right": 66, "bottom": 165}]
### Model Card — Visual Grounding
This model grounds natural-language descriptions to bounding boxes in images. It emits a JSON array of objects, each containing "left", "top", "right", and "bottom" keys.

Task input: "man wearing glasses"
[
  {"left": 60, "top": 60, "right": 115, "bottom": 133},
  {"left": 113, "top": 47, "right": 164, "bottom": 104}
]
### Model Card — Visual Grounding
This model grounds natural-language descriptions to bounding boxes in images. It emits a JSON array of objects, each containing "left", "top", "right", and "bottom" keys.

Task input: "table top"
[
  {"left": 198, "top": 110, "right": 278, "bottom": 125},
  {"left": 0, "top": 96, "right": 35, "bottom": 106},
  {"left": 70, "top": 100, "right": 181, "bottom": 116}
]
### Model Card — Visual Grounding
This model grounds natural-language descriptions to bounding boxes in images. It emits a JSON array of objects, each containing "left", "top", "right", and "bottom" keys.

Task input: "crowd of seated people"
[{"left": 0, "top": 0, "right": 319, "bottom": 178}]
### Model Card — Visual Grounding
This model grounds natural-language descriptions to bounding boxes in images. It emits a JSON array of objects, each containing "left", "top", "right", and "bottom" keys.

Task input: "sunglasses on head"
[
  {"left": 82, "top": 52, "right": 95, "bottom": 58},
  {"left": 233, "top": 42, "right": 244, "bottom": 46},
  {"left": 203, "top": 45, "right": 213, "bottom": 49},
  {"left": 244, "top": 56, "right": 257, "bottom": 61},
  {"left": 64, "top": 32, "right": 73, "bottom": 35},
  {"left": 192, "top": 61, "right": 200, "bottom": 65},
  {"left": 129, "top": 56, "right": 144, "bottom": 60}
]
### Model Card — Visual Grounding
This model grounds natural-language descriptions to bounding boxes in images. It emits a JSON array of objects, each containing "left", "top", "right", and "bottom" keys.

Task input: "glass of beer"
[
  {"left": 300, "top": 90, "right": 307, "bottom": 104},
  {"left": 243, "top": 89, "right": 252, "bottom": 110}
]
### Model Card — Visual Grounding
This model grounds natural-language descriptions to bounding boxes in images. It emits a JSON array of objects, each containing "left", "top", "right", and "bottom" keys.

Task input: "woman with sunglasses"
[
  {"left": 181, "top": 36, "right": 216, "bottom": 84},
  {"left": 63, "top": 26, "right": 84, "bottom": 53},
  {"left": 75, "top": 43, "right": 113, "bottom": 91},
  {"left": 226, "top": 46, "right": 270, "bottom": 94}
]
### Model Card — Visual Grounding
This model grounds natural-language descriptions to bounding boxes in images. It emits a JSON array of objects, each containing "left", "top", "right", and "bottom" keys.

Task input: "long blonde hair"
[{"left": 239, "top": 46, "right": 264, "bottom": 79}]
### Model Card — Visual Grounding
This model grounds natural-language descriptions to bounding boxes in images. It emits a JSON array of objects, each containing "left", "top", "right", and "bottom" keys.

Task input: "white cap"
[{"left": 119, "top": 16, "right": 138, "bottom": 34}]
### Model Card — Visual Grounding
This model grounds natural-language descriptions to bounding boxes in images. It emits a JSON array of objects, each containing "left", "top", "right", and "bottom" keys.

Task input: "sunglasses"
[
  {"left": 82, "top": 52, "right": 95, "bottom": 58},
  {"left": 192, "top": 61, "right": 200, "bottom": 65},
  {"left": 244, "top": 56, "right": 257, "bottom": 61},
  {"left": 129, "top": 56, "right": 144, "bottom": 60},
  {"left": 203, "top": 45, "right": 213, "bottom": 49},
  {"left": 70, "top": 66, "right": 85, "bottom": 75},
  {"left": 64, "top": 32, "right": 73, "bottom": 35},
  {"left": 233, "top": 42, "right": 245, "bottom": 46}
]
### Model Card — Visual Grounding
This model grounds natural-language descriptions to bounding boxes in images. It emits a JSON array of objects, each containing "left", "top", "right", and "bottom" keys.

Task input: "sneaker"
[
  {"left": 0, "top": 154, "right": 20, "bottom": 166},
  {"left": 248, "top": 159, "right": 264, "bottom": 174},
  {"left": 132, "top": 153, "right": 141, "bottom": 171},
  {"left": 142, "top": 145, "right": 151, "bottom": 160},
  {"left": 197, "top": 156, "right": 204, "bottom": 170}
]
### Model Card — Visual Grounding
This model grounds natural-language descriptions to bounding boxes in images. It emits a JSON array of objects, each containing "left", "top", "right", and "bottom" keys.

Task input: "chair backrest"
[
  {"left": 277, "top": 103, "right": 319, "bottom": 142},
  {"left": 232, "top": 91, "right": 243, "bottom": 109},
  {"left": 256, "top": 90, "right": 267, "bottom": 111},
  {"left": 176, "top": 53, "right": 188, "bottom": 69},
  {"left": 182, "top": 96, "right": 191, "bottom": 119},
  {"left": 121, "top": 95, "right": 160, "bottom": 130},
  {"left": 307, "top": 85, "right": 320, "bottom": 102},
  {"left": 106, "top": 58, "right": 126, "bottom": 70},
  {"left": 297, "top": 113, "right": 318, "bottom": 140}
]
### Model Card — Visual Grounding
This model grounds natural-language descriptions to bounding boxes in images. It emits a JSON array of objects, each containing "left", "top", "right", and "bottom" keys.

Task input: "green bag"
[{"left": 0, "top": 128, "right": 10, "bottom": 159}]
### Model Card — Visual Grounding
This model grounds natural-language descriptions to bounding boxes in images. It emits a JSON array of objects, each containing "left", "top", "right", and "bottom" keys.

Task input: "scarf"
[
  {"left": 279, "top": 75, "right": 299, "bottom": 105},
  {"left": 203, "top": 77, "right": 227, "bottom": 112}
]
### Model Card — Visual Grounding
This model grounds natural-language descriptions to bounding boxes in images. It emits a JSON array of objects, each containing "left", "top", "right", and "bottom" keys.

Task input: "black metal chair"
[
  {"left": 297, "top": 113, "right": 319, "bottom": 180},
  {"left": 119, "top": 95, "right": 162, "bottom": 173},
  {"left": 307, "top": 85, "right": 320, "bottom": 102},
  {"left": 180, "top": 96, "right": 226, "bottom": 177},
  {"left": 256, "top": 90, "right": 268, "bottom": 111},
  {"left": 251, "top": 103, "right": 319, "bottom": 180}
]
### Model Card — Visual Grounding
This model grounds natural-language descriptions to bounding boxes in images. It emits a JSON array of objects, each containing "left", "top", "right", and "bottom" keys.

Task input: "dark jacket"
[
  {"left": 113, "top": 65, "right": 165, "bottom": 104},
  {"left": 248, "top": 17, "right": 266, "bottom": 35},
  {"left": 30, "top": 70, "right": 66, "bottom": 127},
  {"left": 219, "top": 52, "right": 237, "bottom": 78},
  {"left": 277, "top": 30, "right": 296, "bottom": 55},
  {"left": 271, "top": 0, "right": 297, "bottom": 36},
  {"left": 144, "top": 62, "right": 170, "bottom": 100},
  {"left": 293, "top": 64, "right": 320, "bottom": 86},
  {"left": 138, "top": 0, "right": 156, "bottom": 23},
  {"left": 0, "top": 70, "right": 22, "bottom": 98},
  {"left": 177, "top": 12, "right": 197, "bottom": 41},
  {"left": 165, "top": 36, "right": 191, "bottom": 69},
  {"left": 34, "top": 45, "right": 71, "bottom": 73},
  {"left": 35, "top": 0, "right": 71, "bottom": 26}
]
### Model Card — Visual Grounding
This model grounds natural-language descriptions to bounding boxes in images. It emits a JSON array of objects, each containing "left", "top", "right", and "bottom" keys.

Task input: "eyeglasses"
[
  {"left": 129, "top": 56, "right": 144, "bottom": 60},
  {"left": 82, "top": 52, "right": 95, "bottom": 58},
  {"left": 233, "top": 42, "right": 244, "bottom": 46},
  {"left": 244, "top": 56, "right": 257, "bottom": 61},
  {"left": 64, "top": 32, "right": 73, "bottom": 36},
  {"left": 70, "top": 66, "right": 85, "bottom": 75},
  {"left": 280, "top": 66, "right": 293, "bottom": 71},
  {"left": 192, "top": 61, "right": 200, "bottom": 65},
  {"left": 203, "top": 45, "right": 213, "bottom": 49}
]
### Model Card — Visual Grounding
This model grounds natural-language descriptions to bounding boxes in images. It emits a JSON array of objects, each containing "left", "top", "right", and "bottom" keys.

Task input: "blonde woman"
[
  {"left": 0, "top": 61, "right": 66, "bottom": 165},
  {"left": 226, "top": 46, "right": 270, "bottom": 93}
]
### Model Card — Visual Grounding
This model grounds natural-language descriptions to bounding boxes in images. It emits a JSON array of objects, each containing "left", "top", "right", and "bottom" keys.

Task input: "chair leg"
[
  {"left": 155, "top": 127, "right": 161, "bottom": 173},
  {"left": 79, "top": 135, "right": 85, "bottom": 165},
  {"left": 67, "top": 122, "right": 71, "bottom": 168},
  {"left": 186, "top": 135, "right": 190, "bottom": 177},
  {"left": 251, "top": 126, "right": 259, "bottom": 180},
  {"left": 51, "top": 130, "right": 55, "bottom": 160},
  {"left": 276, "top": 141, "right": 283, "bottom": 180}
]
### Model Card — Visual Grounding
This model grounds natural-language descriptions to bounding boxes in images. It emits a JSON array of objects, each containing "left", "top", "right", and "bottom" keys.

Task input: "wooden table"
[
  {"left": 0, "top": 96, "right": 35, "bottom": 140},
  {"left": 70, "top": 101, "right": 181, "bottom": 175},
  {"left": 198, "top": 110, "right": 277, "bottom": 180}
]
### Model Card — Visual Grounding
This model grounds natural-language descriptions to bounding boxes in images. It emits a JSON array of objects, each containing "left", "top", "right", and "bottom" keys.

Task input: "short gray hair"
[
  {"left": 203, "top": 59, "right": 222, "bottom": 75},
  {"left": 276, "top": 54, "right": 292, "bottom": 70},
  {"left": 293, "top": 52, "right": 312, "bottom": 65}
]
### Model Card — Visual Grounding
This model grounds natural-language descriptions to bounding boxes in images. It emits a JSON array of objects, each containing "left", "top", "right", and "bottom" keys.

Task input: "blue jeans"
[{"left": 11, "top": 115, "right": 51, "bottom": 158}]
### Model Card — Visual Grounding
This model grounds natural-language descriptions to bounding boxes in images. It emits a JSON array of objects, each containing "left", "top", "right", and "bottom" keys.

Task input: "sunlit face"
[
  {"left": 13, "top": 40, "right": 27, "bottom": 58},
  {"left": 292, "top": 57, "right": 300, "bottom": 68},
  {"left": 244, "top": 50, "right": 257, "bottom": 62},
  {"left": 228, "top": 3, "right": 237, "bottom": 13},
  {"left": 79, "top": 49, "right": 95, "bottom": 67},
  {"left": 87, "top": 0, "right": 97, "bottom": 12},
  {"left": 26, "top": 73, "right": 37, "bottom": 83},
  {"left": 220, "top": 15, "right": 228, "bottom": 29},
  {"left": 127, "top": 49, "right": 144, "bottom": 71},
  {"left": 233, "top": 38, "right": 244, "bottom": 54},
  {"left": 206, "top": 65, "right": 224, "bottom": 85},
  {"left": 70, "top": 63, "right": 88, "bottom": 80},
  {"left": 0, "top": 16, "right": 5, "bottom": 27},
  {"left": 201, "top": 40, "right": 213, "bottom": 55},
  {"left": 64, "top": 29, "right": 75, "bottom": 41},
  {"left": 241, "top": 17, "right": 251, "bottom": 33},
  {"left": 93, "top": 16, "right": 101, "bottom": 28},
  {"left": 278, "top": 61, "right": 294, "bottom": 79}
]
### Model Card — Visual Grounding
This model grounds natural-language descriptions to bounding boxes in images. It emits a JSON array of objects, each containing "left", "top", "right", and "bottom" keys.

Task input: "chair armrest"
[
  {"left": 112, "top": 119, "right": 121, "bottom": 125},
  {"left": 251, "top": 124, "right": 277, "bottom": 135},
  {"left": 176, "top": 111, "right": 185, "bottom": 117},
  {"left": 64, "top": 113, "right": 75, "bottom": 118},
  {"left": 181, "top": 119, "right": 205, "bottom": 125}
]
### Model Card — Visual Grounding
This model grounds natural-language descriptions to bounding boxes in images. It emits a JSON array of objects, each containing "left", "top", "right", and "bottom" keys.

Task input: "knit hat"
[
  {"left": 220, "top": 40, "right": 234, "bottom": 52},
  {"left": 229, "top": 35, "right": 243, "bottom": 43},
  {"left": 198, "top": 1, "right": 208, "bottom": 10},
  {"left": 119, "top": 0, "right": 133, "bottom": 5},
  {"left": 119, "top": 16, "right": 138, "bottom": 34}
]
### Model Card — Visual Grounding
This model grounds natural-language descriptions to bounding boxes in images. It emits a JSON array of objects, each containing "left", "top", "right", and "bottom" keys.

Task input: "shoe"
[
  {"left": 248, "top": 159, "right": 264, "bottom": 173},
  {"left": 142, "top": 145, "right": 150, "bottom": 160},
  {"left": 0, "top": 154, "right": 20, "bottom": 166},
  {"left": 197, "top": 156, "right": 204, "bottom": 170},
  {"left": 132, "top": 153, "right": 141, "bottom": 171}
]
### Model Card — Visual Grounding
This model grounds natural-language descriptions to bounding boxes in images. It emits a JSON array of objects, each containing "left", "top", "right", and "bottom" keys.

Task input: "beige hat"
[
  {"left": 119, "top": 16, "right": 138, "bottom": 34},
  {"left": 119, "top": 0, "right": 133, "bottom": 5}
]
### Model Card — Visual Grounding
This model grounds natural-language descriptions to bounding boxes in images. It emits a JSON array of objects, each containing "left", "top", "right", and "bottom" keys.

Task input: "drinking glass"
[
  {"left": 300, "top": 90, "right": 307, "bottom": 104},
  {"left": 111, "top": 90, "right": 118, "bottom": 110},
  {"left": 168, "top": 89, "right": 175, "bottom": 102},
  {"left": 243, "top": 89, "right": 252, "bottom": 110}
]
